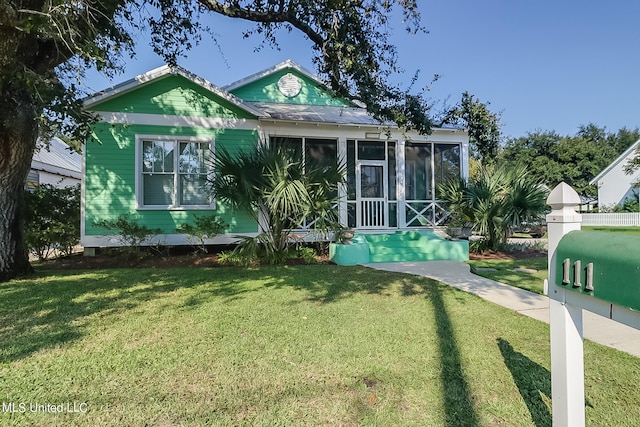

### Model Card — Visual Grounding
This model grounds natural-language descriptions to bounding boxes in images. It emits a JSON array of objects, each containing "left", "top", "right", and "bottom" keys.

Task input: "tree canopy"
[
  {"left": 438, "top": 91, "right": 502, "bottom": 165},
  {"left": 498, "top": 125, "right": 640, "bottom": 199}
]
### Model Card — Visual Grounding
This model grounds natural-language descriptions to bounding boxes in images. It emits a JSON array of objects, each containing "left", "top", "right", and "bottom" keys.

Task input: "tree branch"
[{"left": 198, "top": 0, "right": 289, "bottom": 24}]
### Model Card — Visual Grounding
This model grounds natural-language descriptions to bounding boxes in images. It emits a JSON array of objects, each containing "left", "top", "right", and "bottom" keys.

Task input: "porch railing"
[
  {"left": 291, "top": 199, "right": 454, "bottom": 230},
  {"left": 405, "top": 200, "right": 450, "bottom": 227},
  {"left": 290, "top": 202, "right": 341, "bottom": 232}
]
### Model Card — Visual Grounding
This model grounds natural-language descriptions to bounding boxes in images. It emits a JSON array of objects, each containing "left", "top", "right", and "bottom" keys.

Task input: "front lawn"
[
  {"left": 1, "top": 265, "right": 639, "bottom": 426},
  {"left": 468, "top": 257, "right": 548, "bottom": 295}
]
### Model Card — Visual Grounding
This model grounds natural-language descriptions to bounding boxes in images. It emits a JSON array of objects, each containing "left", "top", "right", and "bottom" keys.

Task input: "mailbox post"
[
  {"left": 546, "top": 183, "right": 584, "bottom": 427},
  {"left": 547, "top": 182, "right": 640, "bottom": 426}
]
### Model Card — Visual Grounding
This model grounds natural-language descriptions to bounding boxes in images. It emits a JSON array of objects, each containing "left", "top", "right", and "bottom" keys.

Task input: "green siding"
[
  {"left": 85, "top": 122, "right": 259, "bottom": 236},
  {"left": 230, "top": 68, "right": 352, "bottom": 106},
  {"left": 89, "top": 75, "right": 255, "bottom": 119}
]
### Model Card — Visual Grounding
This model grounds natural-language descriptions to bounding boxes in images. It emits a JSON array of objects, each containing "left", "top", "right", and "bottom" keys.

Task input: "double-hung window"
[{"left": 137, "top": 136, "right": 213, "bottom": 209}]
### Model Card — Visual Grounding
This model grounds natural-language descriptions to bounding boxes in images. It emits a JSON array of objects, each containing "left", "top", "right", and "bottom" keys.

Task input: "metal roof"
[
  {"left": 248, "top": 102, "right": 390, "bottom": 126},
  {"left": 31, "top": 137, "right": 82, "bottom": 179}
]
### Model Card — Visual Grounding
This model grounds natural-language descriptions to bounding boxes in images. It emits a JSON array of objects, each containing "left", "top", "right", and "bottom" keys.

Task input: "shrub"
[
  {"left": 176, "top": 214, "right": 226, "bottom": 254},
  {"left": 211, "top": 143, "right": 345, "bottom": 263},
  {"left": 24, "top": 184, "right": 80, "bottom": 260},
  {"left": 296, "top": 246, "right": 318, "bottom": 264},
  {"left": 439, "top": 164, "right": 548, "bottom": 252},
  {"left": 612, "top": 195, "right": 639, "bottom": 213},
  {"left": 217, "top": 250, "right": 255, "bottom": 266},
  {"left": 92, "top": 214, "right": 161, "bottom": 254}
]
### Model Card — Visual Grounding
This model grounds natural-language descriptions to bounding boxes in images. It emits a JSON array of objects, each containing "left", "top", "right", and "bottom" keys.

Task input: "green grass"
[
  {"left": 1, "top": 265, "right": 639, "bottom": 426},
  {"left": 584, "top": 226, "right": 640, "bottom": 236},
  {"left": 468, "top": 258, "right": 548, "bottom": 295}
]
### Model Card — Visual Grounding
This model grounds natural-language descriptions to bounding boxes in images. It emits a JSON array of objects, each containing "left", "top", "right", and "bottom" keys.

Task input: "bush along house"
[{"left": 82, "top": 60, "right": 470, "bottom": 263}]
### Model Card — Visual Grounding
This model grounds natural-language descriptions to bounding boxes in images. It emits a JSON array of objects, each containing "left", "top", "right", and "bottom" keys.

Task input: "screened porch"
[{"left": 269, "top": 135, "right": 465, "bottom": 231}]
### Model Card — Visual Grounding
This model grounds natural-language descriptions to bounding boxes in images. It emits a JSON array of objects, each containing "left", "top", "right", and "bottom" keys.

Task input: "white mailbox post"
[
  {"left": 546, "top": 182, "right": 584, "bottom": 427},
  {"left": 547, "top": 182, "right": 640, "bottom": 427}
]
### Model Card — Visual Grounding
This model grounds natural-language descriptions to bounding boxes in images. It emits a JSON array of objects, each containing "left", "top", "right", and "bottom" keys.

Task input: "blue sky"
[{"left": 84, "top": 1, "right": 640, "bottom": 139}]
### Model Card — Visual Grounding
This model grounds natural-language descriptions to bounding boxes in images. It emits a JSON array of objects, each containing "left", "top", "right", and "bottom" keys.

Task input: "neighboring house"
[
  {"left": 590, "top": 139, "right": 640, "bottom": 209},
  {"left": 81, "top": 60, "right": 469, "bottom": 249},
  {"left": 28, "top": 137, "right": 82, "bottom": 189}
]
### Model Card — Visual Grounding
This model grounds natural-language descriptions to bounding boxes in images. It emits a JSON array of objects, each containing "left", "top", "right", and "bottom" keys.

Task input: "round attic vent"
[{"left": 277, "top": 73, "right": 302, "bottom": 98}]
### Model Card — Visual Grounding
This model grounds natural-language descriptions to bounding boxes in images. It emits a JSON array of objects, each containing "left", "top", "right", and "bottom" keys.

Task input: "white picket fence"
[{"left": 581, "top": 212, "right": 640, "bottom": 226}]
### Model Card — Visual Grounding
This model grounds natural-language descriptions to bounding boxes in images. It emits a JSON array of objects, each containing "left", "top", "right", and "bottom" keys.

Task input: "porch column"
[
  {"left": 460, "top": 138, "right": 470, "bottom": 180},
  {"left": 338, "top": 136, "right": 348, "bottom": 227},
  {"left": 397, "top": 137, "right": 406, "bottom": 228}
]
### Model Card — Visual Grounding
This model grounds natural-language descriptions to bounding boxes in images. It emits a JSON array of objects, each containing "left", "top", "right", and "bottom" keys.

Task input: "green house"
[{"left": 82, "top": 60, "right": 469, "bottom": 252}]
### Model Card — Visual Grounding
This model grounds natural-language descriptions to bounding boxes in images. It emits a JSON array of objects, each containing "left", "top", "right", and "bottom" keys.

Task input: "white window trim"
[{"left": 135, "top": 134, "right": 215, "bottom": 210}]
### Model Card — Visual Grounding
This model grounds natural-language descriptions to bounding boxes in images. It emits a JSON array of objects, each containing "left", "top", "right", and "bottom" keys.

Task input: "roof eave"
[
  {"left": 589, "top": 138, "right": 640, "bottom": 185},
  {"left": 83, "top": 65, "right": 269, "bottom": 118},
  {"left": 224, "top": 59, "right": 324, "bottom": 92},
  {"left": 83, "top": 65, "right": 173, "bottom": 108}
]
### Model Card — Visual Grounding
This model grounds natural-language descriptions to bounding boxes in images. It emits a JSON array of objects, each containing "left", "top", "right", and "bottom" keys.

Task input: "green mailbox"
[{"left": 555, "top": 231, "right": 640, "bottom": 311}]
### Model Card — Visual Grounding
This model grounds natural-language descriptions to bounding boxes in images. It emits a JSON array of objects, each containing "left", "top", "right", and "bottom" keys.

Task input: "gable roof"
[
  {"left": 225, "top": 59, "right": 362, "bottom": 107},
  {"left": 224, "top": 59, "right": 323, "bottom": 92},
  {"left": 83, "top": 60, "right": 405, "bottom": 128},
  {"left": 32, "top": 137, "right": 82, "bottom": 179},
  {"left": 589, "top": 138, "right": 640, "bottom": 185},
  {"left": 84, "top": 65, "right": 267, "bottom": 117}
]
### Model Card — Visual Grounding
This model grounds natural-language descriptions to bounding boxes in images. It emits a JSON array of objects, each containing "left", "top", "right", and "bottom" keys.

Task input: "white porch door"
[{"left": 356, "top": 161, "right": 388, "bottom": 228}]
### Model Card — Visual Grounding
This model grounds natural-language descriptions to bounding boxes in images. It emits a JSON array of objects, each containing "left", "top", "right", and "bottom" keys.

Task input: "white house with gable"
[{"left": 590, "top": 139, "right": 640, "bottom": 209}]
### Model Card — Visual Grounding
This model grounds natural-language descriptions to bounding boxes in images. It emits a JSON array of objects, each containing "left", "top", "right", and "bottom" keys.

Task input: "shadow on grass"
[
  {"left": 498, "top": 338, "right": 551, "bottom": 427},
  {"left": 0, "top": 267, "right": 266, "bottom": 363},
  {"left": 269, "top": 266, "right": 481, "bottom": 425},
  {"left": 429, "top": 284, "right": 480, "bottom": 427},
  {"left": 1, "top": 265, "right": 399, "bottom": 362}
]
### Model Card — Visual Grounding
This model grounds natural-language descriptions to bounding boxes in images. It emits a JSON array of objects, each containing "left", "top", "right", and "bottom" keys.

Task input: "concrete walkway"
[{"left": 365, "top": 261, "right": 640, "bottom": 357}]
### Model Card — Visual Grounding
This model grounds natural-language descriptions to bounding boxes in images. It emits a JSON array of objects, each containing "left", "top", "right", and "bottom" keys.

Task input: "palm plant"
[
  {"left": 439, "top": 164, "right": 548, "bottom": 251},
  {"left": 210, "top": 142, "right": 345, "bottom": 262}
]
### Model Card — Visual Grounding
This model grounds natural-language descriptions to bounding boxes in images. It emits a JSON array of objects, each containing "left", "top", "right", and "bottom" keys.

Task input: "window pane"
[
  {"left": 143, "top": 174, "right": 174, "bottom": 205},
  {"left": 358, "top": 141, "right": 385, "bottom": 160},
  {"left": 305, "top": 138, "right": 337, "bottom": 164},
  {"left": 179, "top": 141, "right": 208, "bottom": 174},
  {"left": 434, "top": 144, "right": 460, "bottom": 198},
  {"left": 270, "top": 136, "right": 302, "bottom": 159},
  {"left": 404, "top": 145, "right": 430, "bottom": 199},
  {"left": 361, "top": 165, "right": 384, "bottom": 198},
  {"left": 162, "top": 141, "right": 174, "bottom": 172},
  {"left": 142, "top": 141, "right": 154, "bottom": 172},
  {"left": 180, "top": 175, "right": 209, "bottom": 205},
  {"left": 143, "top": 140, "right": 174, "bottom": 173}
]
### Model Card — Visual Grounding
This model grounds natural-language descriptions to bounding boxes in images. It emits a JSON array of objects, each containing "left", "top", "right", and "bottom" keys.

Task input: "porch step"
[
  {"left": 364, "top": 231, "right": 422, "bottom": 243},
  {"left": 362, "top": 231, "right": 468, "bottom": 263}
]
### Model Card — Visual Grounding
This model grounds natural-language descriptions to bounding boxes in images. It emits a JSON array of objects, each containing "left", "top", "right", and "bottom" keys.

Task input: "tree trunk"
[{"left": 0, "top": 88, "right": 37, "bottom": 281}]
